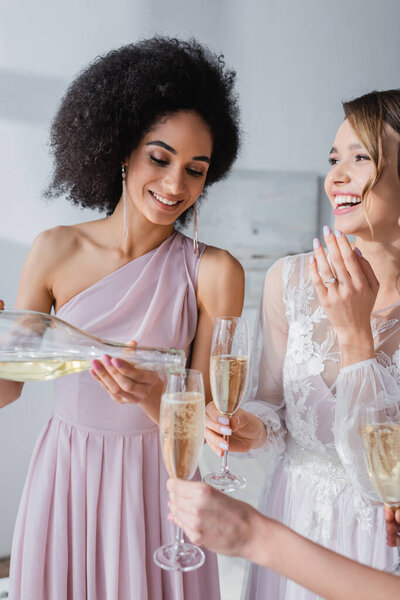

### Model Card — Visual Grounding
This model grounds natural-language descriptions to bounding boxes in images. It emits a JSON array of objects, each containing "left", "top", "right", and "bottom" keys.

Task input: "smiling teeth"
[
  {"left": 335, "top": 195, "right": 361, "bottom": 205},
  {"left": 152, "top": 191, "right": 179, "bottom": 206}
]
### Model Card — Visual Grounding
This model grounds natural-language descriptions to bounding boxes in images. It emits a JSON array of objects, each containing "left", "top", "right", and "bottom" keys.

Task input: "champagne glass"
[
  {"left": 203, "top": 316, "right": 249, "bottom": 493},
  {"left": 361, "top": 395, "right": 400, "bottom": 575},
  {"left": 153, "top": 368, "right": 206, "bottom": 571}
]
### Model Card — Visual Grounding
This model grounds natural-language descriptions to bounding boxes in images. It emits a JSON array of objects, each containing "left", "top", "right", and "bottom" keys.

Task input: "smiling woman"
[
  {"left": 204, "top": 89, "right": 400, "bottom": 600},
  {"left": 1, "top": 37, "right": 243, "bottom": 600}
]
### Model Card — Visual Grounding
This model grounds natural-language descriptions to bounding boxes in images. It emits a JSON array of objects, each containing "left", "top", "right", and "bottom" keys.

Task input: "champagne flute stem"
[
  {"left": 174, "top": 525, "right": 184, "bottom": 551},
  {"left": 220, "top": 434, "right": 229, "bottom": 473}
]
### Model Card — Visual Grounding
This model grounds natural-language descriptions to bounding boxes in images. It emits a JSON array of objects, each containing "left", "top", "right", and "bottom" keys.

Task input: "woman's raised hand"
[
  {"left": 205, "top": 401, "right": 266, "bottom": 455},
  {"left": 309, "top": 227, "right": 379, "bottom": 364}
]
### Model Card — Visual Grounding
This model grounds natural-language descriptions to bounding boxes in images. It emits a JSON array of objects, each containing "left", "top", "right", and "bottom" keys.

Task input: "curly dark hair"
[{"left": 46, "top": 37, "right": 240, "bottom": 226}]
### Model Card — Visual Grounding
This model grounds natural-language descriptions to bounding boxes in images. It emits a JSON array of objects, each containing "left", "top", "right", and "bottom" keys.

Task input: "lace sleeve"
[
  {"left": 334, "top": 357, "right": 400, "bottom": 502},
  {"left": 239, "top": 258, "right": 289, "bottom": 458}
]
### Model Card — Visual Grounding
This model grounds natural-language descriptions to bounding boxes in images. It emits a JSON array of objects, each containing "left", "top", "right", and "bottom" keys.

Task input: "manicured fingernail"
[
  {"left": 354, "top": 247, "right": 362, "bottom": 257},
  {"left": 92, "top": 360, "right": 101, "bottom": 371},
  {"left": 102, "top": 354, "right": 112, "bottom": 366},
  {"left": 334, "top": 229, "right": 342, "bottom": 238},
  {"left": 313, "top": 238, "right": 321, "bottom": 248},
  {"left": 323, "top": 225, "right": 331, "bottom": 237},
  {"left": 219, "top": 440, "right": 229, "bottom": 450},
  {"left": 220, "top": 426, "right": 232, "bottom": 435},
  {"left": 111, "top": 358, "right": 123, "bottom": 368},
  {"left": 309, "top": 255, "right": 315, "bottom": 264},
  {"left": 218, "top": 416, "right": 229, "bottom": 425}
]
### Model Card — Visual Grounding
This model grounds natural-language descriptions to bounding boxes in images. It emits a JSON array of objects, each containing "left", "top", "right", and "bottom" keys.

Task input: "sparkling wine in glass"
[
  {"left": 203, "top": 316, "right": 249, "bottom": 493},
  {"left": 361, "top": 398, "right": 400, "bottom": 575},
  {"left": 153, "top": 369, "right": 206, "bottom": 571}
]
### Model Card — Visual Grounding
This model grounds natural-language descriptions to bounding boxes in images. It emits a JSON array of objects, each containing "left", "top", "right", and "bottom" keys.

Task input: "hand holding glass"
[
  {"left": 153, "top": 369, "right": 206, "bottom": 571},
  {"left": 204, "top": 317, "right": 249, "bottom": 492},
  {"left": 361, "top": 396, "right": 400, "bottom": 575}
]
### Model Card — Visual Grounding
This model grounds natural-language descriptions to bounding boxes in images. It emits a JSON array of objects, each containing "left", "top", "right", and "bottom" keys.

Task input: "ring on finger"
[{"left": 324, "top": 276, "right": 337, "bottom": 285}]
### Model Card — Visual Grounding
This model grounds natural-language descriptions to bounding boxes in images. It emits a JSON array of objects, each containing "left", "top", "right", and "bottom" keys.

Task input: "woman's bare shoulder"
[
  {"left": 22, "top": 223, "right": 97, "bottom": 290},
  {"left": 200, "top": 245, "right": 244, "bottom": 277},
  {"left": 31, "top": 220, "right": 103, "bottom": 265},
  {"left": 14, "top": 225, "right": 85, "bottom": 311},
  {"left": 197, "top": 245, "right": 245, "bottom": 313}
]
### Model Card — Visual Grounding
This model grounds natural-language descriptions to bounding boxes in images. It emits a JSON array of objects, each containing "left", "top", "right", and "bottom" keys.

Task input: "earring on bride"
[
  {"left": 193, "top": 201, "right": 199, "bottom": 256},
  {"left": 121, "top": 163, "right": 128, "bottom": 240}
]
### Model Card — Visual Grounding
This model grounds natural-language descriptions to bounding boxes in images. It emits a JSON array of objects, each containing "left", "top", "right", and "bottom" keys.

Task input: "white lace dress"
[{"left": 241, "top": 252, "right": 399, "bottom": 600}]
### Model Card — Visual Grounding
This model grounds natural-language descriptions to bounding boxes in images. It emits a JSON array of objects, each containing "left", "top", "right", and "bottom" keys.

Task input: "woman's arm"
[
  {"left": 0, "top": 233, "right": 55, "bottom": 408},
  {"left": 310, "top": 228, "right": 399, "bottom": 499},
  {"left": 168, "top": 479, "right": 400, "bottom": 600},
  {"left": 190, "top": 246, "right": 245, "bottom": 405},
  {"left": 205, "top": 257, "right": 289, "bottom": 456},
  {"left": 194, "top": 248, "right": 267, "bottom": 455}
]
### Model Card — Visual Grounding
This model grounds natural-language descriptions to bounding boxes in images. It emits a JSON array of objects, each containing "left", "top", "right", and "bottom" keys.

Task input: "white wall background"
[{"left": 0, "top": 0, "right": 400, "bottom": 588}]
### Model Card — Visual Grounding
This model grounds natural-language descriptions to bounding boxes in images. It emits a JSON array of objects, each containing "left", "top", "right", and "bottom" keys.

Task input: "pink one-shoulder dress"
[{"left": 9, "top": 231, "right": 220, "bottom": 600}]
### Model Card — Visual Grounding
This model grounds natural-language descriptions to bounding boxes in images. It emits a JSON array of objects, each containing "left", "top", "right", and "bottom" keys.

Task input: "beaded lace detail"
[
  {"left": 283, "top": 256, "right": 338, "bottom": 453},
  {"left": 281, "top": 255, "right": 400, "bottom": 448},
  {"left": 286, "top": 440, "right": 374, "bottom": 540}
]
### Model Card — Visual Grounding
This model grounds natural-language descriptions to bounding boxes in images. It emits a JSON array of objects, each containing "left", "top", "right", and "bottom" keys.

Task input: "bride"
[{"left": 205, "top": 88, "right": 400, "bottom": 599}]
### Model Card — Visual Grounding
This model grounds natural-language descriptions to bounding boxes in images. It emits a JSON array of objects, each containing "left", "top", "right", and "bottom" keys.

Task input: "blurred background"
[{"left": 1, "top": 0, "right": 400, "bottom": 597}]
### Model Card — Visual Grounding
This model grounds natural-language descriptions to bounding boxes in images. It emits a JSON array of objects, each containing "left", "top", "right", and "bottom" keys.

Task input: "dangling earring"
[
  {"left": 193, "top": 201, "right": 199, "bottom": 256},
  {"left": 121, "top": 163, "right": 128, "bottom": 240}
]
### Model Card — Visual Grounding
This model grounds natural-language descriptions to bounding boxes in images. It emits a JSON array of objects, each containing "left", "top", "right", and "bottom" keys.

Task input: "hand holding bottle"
[{"left": 90, "top": 341, "right": 165, "bottom": 422}]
